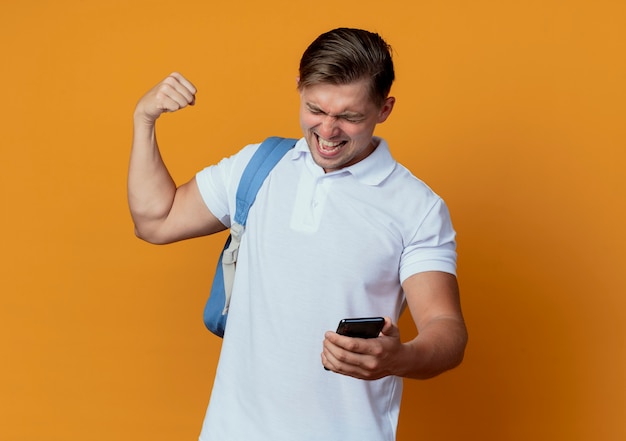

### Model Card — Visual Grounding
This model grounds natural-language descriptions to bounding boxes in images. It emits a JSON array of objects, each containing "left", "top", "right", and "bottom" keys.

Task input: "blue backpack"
[{"left": 203, "top": 137, "right": 297, "bottom": 337}]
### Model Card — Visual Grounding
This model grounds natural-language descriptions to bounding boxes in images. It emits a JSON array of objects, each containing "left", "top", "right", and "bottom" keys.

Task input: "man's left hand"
[{"left": 321, "top": 317, "right": 405, "bottom": 380}]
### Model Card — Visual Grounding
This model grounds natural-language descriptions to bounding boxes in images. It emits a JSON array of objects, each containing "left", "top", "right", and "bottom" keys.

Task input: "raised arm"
[{"left": 128, "top": 73, "right": 226, "bottom": 244}]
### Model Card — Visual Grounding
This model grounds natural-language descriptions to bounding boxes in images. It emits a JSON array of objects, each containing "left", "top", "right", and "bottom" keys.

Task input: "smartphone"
[
  {"left": 324, "top": 317, "right": 385, "bottom": 371},
  {"left": 336, "top": 317, "right": 385, "bottom": 339}
]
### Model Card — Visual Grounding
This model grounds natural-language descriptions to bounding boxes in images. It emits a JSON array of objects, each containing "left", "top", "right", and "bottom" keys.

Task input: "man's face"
[{"left": 299, "top": 80, "right": 395, "bottom": 173}]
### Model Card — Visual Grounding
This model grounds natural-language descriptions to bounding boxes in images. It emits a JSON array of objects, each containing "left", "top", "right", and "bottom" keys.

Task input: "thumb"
[{"left": 381, "top": 317, "right": 400, "bottom": 338}]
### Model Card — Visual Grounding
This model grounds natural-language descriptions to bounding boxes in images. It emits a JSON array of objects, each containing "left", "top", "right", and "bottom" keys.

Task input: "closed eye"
[
  {"left": 306, "top": 104, "right": 325, "bottom": 115},
  {"left": 306, "top": 104, "right": 364, "bottom": 123},
  {"left": 342, "top": 116, "right": 364, "bottom": 123}
]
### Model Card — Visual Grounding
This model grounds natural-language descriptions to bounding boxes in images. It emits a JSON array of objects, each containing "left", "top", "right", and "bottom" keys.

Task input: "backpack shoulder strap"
[
  {"left": 233, "top": 136, "right": 297, "bottom": 226},
  {"left": 205, "top": 136, "right": 297, "bottom": 336},
  {"left": 218, "top": 137, "right": 297, "bottom": 317}
]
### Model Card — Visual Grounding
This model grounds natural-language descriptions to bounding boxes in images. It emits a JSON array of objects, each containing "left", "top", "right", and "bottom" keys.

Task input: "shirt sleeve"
[
  {"left": 399, "top": 197, "right": 457, "bottom": 283},
  {"left": 195, "top": 143, "right": 260, "bottom": 228}
]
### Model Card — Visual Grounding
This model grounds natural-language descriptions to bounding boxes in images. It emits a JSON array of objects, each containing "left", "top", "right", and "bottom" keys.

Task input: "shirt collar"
[{"left": 290, "top": 137, "right": 396, "bottom": 185}]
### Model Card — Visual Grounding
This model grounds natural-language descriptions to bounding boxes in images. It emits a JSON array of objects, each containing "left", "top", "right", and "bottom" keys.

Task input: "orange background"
[{"left": 1, "top": 1, "right": 624, "bottom": 440}]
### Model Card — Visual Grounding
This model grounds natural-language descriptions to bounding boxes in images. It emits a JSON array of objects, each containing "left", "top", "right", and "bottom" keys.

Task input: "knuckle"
[
  {"left": 345, "top": 339, "right": 360, "bottom": 352},
  {"left": 155, "top": 84, "right": 173, "bottom": 98},
  {"left": 369, "top": 344, "right": 384, "bottom": 356},
  {"left": 336, "top": 351, "right": 350, "bottom": 364},
  {"left": 161, "top": 76, "right": 176, "bottom": 88},
  {"left": 155, "top": 89, "right": 168, "bottom": 101}
]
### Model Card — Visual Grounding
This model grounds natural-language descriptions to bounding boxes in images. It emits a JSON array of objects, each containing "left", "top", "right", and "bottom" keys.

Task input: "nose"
[{"left": 318, "top": 115, "right": 340, "bottom": 139}]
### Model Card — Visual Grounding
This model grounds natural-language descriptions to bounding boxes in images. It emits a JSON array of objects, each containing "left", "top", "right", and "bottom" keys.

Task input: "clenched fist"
[{"left": 134, "top": 72, "right": 197, "bottom": 125}]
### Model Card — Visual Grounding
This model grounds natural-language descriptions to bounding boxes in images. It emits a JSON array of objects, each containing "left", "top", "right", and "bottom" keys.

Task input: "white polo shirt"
[{"left": 195, "top": 137, "right": 456, "bottom": 441}]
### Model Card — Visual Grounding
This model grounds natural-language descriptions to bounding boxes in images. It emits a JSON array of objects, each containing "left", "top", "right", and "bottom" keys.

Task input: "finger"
[
  {"left": 380, "top": 317, "right": 398, "bottom": 337},
  {"left": 153, "top": 77, "right": 195, "bottom": 111},
  {"left": 323, "top": 345, "right": 376, "bottom": 379},
  {"left": 321, "top": 352, "right": 332, "bottom": 371},
  {"left": 155, "top": 82, "right": 194, "bottom": 111},
  {"left": 324, "top": 335, "right": 367, "bottom": 368},
  {"left": 326, "top": 331, "right": 377, "bottom": 355},
  {"left": 165, "top": 72, "right": 197, "bottom": 104},
  {"left": 169, "top": 72, "right": 197, "bottom": 95},
  {"left": 322, "top": 335, "right": 349, "bottom": 371},
  {"left": 157, "top": 94, "right": 189, "bottom": 113},
  {"left": 322, "top": 346, "right": 352, "bottom": 374}
]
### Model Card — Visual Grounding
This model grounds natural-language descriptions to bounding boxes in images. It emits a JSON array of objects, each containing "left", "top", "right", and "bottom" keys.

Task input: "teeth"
[{"left": 318, "top": 136, "right": 343, "bottom": 150}]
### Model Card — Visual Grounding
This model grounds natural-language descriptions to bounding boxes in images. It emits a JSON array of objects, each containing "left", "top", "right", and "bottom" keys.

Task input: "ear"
[{"left": 377, "top": 96, "right": 395, "bottom": 123}]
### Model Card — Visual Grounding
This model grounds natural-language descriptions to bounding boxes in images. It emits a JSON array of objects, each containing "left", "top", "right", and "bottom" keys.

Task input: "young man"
[{"left": 129, "top": 28, "right": 467, "bottom": 441}]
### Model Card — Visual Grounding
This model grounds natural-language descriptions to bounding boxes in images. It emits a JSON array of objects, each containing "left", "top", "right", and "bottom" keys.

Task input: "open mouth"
[{"left": 316, "top": 134, "right": 347, "bottom": 156}]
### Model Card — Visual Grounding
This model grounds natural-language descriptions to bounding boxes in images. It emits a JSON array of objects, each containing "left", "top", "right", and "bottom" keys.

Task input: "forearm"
[
  {"left": 127, "top": 116, "right": 177, "bottom": 239},
  {"left": 396, "top": 316, "right": 467, "bottom": 380}
]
